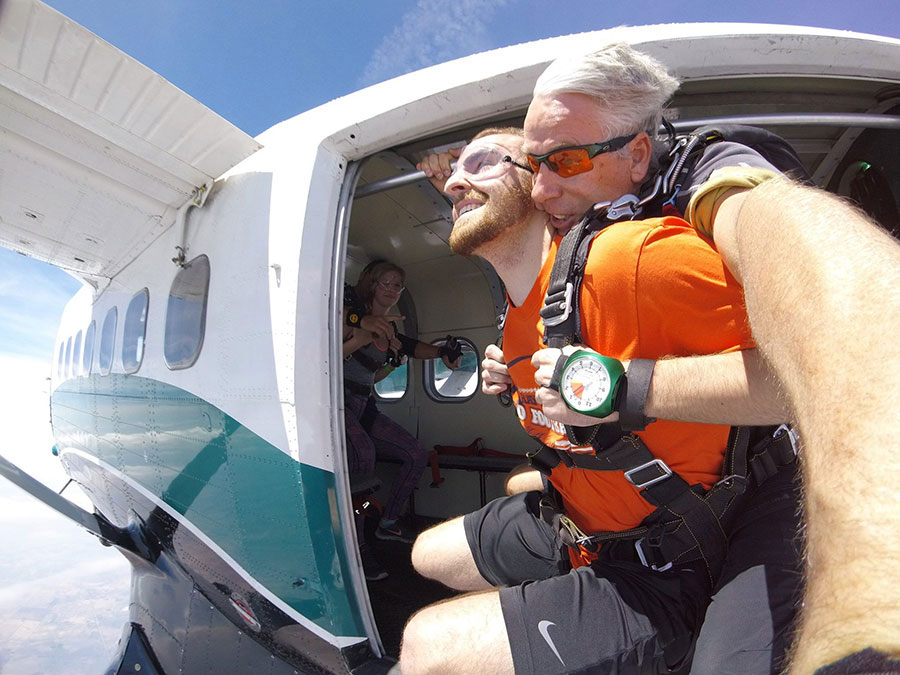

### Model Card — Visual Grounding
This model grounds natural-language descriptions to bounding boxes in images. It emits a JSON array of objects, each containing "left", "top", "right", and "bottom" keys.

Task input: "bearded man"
[{"left": 399, "top": 116, "right": 801, "bottom": 673}]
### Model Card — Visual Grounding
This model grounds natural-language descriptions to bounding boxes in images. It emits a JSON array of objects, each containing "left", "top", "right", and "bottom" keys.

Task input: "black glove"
[
  {"left": 438, "top": 335, "right": 463, "bottom": 364},
  {"left": 386, "top": 349, "right": 407, "bottom": 368}
]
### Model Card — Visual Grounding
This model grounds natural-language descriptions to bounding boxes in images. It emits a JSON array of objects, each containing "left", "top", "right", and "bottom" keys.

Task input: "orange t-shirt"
[{"left": 504, "top": 216, "right": 754, "bottom": 545}]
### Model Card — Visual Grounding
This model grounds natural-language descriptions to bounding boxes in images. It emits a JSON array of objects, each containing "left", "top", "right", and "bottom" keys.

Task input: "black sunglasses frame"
[
  {"left": 527, "top": 133, "right": 638, "bottom": 174},
  {"left": 502, "top": 155, "right": 534, "bottom": 173}
]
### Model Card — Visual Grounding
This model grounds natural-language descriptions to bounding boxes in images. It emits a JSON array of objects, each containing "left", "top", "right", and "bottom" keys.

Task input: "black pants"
[{"left": 689, "top": 464, "right": 803, "bottom": 674}]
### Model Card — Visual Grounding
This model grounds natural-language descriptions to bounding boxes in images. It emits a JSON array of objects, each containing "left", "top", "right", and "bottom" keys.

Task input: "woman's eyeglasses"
[
  {"left": 526, "top": 133, "right": 637, "bottom": 178},
  {"left": 377, "top": 280, "right": 405, "bottom": 292}
]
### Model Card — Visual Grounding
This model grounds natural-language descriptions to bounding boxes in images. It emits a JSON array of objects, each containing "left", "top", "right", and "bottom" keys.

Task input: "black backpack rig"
[{"left": 528, "top": 124, "right": 803, "bottom": 583}]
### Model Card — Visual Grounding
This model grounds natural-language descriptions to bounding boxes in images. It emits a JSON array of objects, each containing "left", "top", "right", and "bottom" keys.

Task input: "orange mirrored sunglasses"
[{"left": 526, "top": 133, "right": 637, "bottom": 178}]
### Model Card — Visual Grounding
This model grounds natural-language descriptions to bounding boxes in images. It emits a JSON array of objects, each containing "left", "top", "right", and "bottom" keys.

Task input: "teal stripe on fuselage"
[{"left": 51, "top": 374, "right": 363, "bottom": 640}]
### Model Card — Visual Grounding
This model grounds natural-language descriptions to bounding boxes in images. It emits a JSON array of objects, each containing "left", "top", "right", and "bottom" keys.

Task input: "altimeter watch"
[{"left": 556, "top": 350, "right": 625, "bottom": 419}]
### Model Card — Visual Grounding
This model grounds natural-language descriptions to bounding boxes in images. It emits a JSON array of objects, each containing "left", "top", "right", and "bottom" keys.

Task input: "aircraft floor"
[{"left": 366, "top": 518, "right": 455, "bottom": 658}]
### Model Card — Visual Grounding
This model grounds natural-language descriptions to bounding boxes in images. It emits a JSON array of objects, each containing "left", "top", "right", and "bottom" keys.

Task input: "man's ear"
[{"left": 628, "top": 132, "right": 653, "bottom": 184}]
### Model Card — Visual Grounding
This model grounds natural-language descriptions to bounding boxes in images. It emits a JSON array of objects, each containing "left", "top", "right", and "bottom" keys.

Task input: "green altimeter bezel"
[{"left": 559, "top": 350, "right": 625, "bottom": 418}]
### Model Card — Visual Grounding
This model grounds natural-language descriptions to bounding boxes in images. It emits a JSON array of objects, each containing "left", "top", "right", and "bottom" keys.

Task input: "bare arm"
[
  {"left": 712, "top": 179, "right": 900, "bottom": 671},
  {"left": 533, "top": 347, "right": 789, "bottom": 427},
  {"left": 646, "top": 349, "right": 788, "bottom": 424},
  {"left": 411, "top": 340, "right": 460, "bottom": 369}
]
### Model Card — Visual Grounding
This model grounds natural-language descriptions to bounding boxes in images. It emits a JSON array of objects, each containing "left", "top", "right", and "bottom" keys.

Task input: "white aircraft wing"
[{"left": 0, "top": 0, "right": 262, "bottom": 285}]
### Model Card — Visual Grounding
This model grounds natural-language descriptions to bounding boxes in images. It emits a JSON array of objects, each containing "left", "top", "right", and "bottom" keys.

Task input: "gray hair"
[{"left": 533, "top": 43, "right": 679, "bottom": 139}]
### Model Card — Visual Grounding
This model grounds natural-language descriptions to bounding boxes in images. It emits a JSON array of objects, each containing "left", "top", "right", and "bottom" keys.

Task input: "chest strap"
[
  {"left": 344, "top": 380, "right": 373, "bottom": 398},
  {"left": 350, "top": 348, "right": 386, "bottom": 372}
]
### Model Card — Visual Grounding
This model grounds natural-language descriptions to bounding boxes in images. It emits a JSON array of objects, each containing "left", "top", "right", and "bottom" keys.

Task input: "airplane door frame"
[{"left": 329, "top": 156, "right": 386, "bottom": 658}]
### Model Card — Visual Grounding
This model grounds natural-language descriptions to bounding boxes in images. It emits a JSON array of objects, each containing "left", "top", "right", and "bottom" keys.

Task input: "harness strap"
[
  {"left": 530, "top": 424, "right": 798, "bottom": 579},
  {"left": 351, "top": 348, "right": 386, "bottom": 373},
  {"left": 344, "top": 380, "right": 373, "bottom": 397},
  {"left": 541, "top": 217, "right": 592, "bottom": 348}
]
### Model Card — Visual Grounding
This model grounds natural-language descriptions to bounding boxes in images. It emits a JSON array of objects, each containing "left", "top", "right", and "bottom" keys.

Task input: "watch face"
[{"left": 561, "top": 356, "right": 614, "bottom": 413}]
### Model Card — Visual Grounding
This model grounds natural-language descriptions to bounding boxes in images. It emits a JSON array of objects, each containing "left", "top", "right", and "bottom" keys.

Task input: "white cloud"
[
  {"left": 360, "top": 0, "right": 516, "bottom": 87},
  {"left": 0, "top": 352, "right": 128, "bottom": 674},
  {"left": 0, "top": 249, "right": 82, "bottom": 360}
]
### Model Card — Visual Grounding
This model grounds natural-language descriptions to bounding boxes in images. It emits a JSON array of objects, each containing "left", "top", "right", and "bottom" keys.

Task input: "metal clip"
[
  {"left": 635, "top": 537, "right": 673, "bottom": 572},
  {"left": 542, "top": 282, "right": 574, "bottom": 327},
  {"left": 774, "top": 424, "right": 800, "bottom": 456},
  {"left": 624, "top": 458, "right": 672, "bottom": 489},
  {"left": 607, "top": 193, "right": 640, "bottom": 221}
]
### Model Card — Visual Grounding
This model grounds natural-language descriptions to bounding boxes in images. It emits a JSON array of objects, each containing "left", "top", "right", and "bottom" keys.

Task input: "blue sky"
[
  {"left": 0, "top": 1, "right": 899, "bottom": 671},
  {"left": 1, "top": 0, "right": 894, "bottom": 365}
]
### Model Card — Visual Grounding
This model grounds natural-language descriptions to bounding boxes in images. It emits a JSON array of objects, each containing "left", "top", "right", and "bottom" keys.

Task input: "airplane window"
[
  {"left": 424, "top": 337, "right": 479, "bottom": 402},
  {"left": 73, "top": 330, "right": 83, "bottom": 377},
  {"left": 99, "top": 307, "right": 117, "bottom": 375},
  {"left": 122, "top": 289, "right": 149, "bottom": 374},
  {"left": 165, "top": 254, "right": 210, "bottom": 370},
  {"left": 64, "top": 336, "right": 72, "bottom": 379},
  {"left": 57, "top": 342, "right": 65, "bottom": 378},
  {"left": 82, "top": 321, "right": 95, "bottom": 375},
  {"left": 374, "top": 361, "right": 408, "bottom": 400}
]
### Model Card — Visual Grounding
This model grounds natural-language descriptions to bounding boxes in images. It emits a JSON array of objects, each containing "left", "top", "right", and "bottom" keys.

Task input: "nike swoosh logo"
[{"left": 537, "top": 620, "right": 565, "bottom": 666}]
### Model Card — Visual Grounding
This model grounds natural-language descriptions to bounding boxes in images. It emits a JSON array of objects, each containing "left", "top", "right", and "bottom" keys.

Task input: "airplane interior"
[{"left": 341, "top": 79, "right": 900, "bottom": 654}]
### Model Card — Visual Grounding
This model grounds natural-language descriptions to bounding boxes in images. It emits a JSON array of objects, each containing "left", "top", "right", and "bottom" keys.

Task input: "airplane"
[{"left": 1, "top": 0, "right": 899, "bottom": 671}]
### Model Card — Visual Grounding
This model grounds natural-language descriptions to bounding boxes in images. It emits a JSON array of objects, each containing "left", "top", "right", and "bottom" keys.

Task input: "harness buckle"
[
  {"left": 558, "top": 515, "right": 598, "bottom": 552},
  {"left": 774, "top": 424, "right": 800, "bottom": 457},
  {"left": 607, "top": 193, "right": 641, "bottom": 221},
  {"left": 541, "top": 282, "right": 574, "bottom": 327},
  {"left": 714, "top": 473, "right": 750, "bottom": 494},
  {"left": 634, "top": 537, "right": 674, "bottom": 572},
  {"left": 624, "top": 458, "right": 672, "bottom": 489}
]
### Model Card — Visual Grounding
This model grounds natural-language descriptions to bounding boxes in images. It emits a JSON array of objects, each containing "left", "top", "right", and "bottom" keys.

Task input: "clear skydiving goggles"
[{"left": 446, "top": 143, "right": 533, "bottom": 183}]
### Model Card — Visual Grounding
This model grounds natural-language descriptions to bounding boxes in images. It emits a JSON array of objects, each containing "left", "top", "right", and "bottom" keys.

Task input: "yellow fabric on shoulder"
[{"left": 686, "top": 166, "right": 779, "bottom": 239}]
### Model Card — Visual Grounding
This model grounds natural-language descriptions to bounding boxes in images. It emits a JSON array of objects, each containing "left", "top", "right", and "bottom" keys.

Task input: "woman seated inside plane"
[{"left": 343, "top": 260, "right": 461, "bottom": 577}]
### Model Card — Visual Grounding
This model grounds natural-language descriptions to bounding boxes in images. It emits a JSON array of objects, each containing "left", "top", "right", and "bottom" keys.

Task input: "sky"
[{"left": 0, "top": 0, "right": 898, "bottom": 672}]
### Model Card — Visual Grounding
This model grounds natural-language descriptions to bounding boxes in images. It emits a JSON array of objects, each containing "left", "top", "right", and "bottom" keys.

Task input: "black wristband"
[
  {"left": 346, "top": 310, "right": 364, "bottom": 328},
  {"left": 547, "top": 352, "right": 568, "bottom": 392},
  {"left": 617, "top": 359, "right": 656, "bottom": 431}
]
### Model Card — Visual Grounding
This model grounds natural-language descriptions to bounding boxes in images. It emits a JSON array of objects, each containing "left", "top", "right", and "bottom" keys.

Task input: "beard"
[{"left": 449, "top": 183, "right": 533, "bottom": 256}]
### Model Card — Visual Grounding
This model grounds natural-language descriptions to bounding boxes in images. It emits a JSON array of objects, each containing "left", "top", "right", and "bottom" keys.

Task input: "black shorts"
[{"left": 463, "top": 492, "right": 709, "bottom": 675}]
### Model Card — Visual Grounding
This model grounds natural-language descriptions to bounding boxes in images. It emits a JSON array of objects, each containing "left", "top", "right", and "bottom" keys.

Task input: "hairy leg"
[
  {"left": 400, "top": 590, "right": 514, "bottom": 675},
  {"left": 411, "top": 515, "right": 492, "bottom": 591}
]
